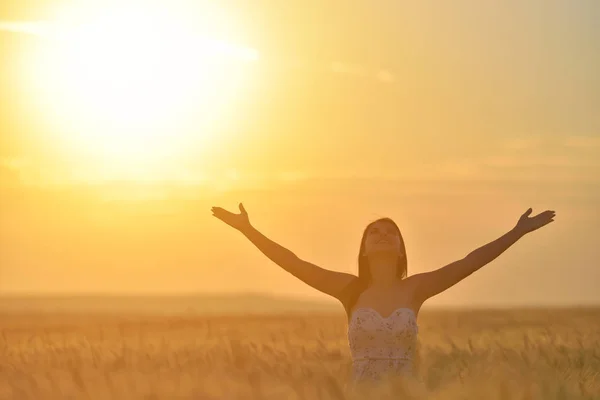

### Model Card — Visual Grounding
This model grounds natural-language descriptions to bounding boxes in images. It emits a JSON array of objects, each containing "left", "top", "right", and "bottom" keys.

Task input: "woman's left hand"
[{"left": 514, "top": 208, "right": 556, "bottom": 235}]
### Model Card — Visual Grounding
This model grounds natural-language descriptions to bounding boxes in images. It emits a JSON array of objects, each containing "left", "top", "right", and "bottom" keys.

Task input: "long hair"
[{"left": 340, "top": 217, "right": 408, "bottom": 317}]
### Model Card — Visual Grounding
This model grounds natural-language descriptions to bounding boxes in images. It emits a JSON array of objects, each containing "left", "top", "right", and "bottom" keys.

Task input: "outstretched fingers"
[
  {"left": 536, "top": 210, "right": 556, "bottom": 227},
  {"left": 537, "top": 210, "right": 556, "bottom": 219},
  {"left": 211, "top": 207, "right": 229, "bottom": 218}
]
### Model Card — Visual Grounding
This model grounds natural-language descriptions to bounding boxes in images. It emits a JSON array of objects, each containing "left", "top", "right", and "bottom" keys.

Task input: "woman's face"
[{"left": 362, "top": 220, "right": 403, "bottom": 257}]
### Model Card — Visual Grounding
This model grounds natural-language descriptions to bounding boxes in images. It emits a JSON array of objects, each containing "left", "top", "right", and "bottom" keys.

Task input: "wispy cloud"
[
  {"left": 0, "top": 21, "right": 50, "bottom": 36},
  {"left": 2, "top": 21, "right": 399, "bottom": 85},
  {"left": 329, "top": 62, "right": 367, "bottom": 77},
  {"left": 502, "top": 136, "right": 545, "bottom": 151},
  {"left": 0, "top": 20, "right": 260, "bottom": 63},
  {"left": 375, "top": 69, "right": 396, "bottom": 83},
  {"left": 0, "top": 157, "right": 28, "bottom": 185},
  {"left": 501, "top": 134, "right": 600, "bottom": 152},
  {"left": 1, "top": 157, "right": 30, "bottom": 170},
  {"left": 328, "top": 62, "right": 397, "bottom": 84},
  {"left": 275, "top": 170, "right": 312, "bottom": 183},
  {"left": 562, "top": 135, "right": 600, "bottom": 149},
  {"left": 482, "top": 154, "right": 600, "bottom": 168}
]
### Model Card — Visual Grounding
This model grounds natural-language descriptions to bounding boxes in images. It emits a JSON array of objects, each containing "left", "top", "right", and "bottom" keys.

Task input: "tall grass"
[{"left": 1, "top": 308, "right": 599, "bottom": 399}]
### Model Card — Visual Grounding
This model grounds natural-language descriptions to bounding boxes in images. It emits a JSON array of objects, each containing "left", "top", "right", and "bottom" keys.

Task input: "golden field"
[{"left": 1, "top": 308, "right": 599, "bottom": 399}]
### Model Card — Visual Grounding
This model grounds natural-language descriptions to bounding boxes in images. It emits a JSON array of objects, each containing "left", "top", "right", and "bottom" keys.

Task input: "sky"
[{"left": 0, "top": 0, "right": 598, "bottom": 307}]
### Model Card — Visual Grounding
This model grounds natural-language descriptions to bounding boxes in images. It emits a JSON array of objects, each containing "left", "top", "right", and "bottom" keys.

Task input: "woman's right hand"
[{"left": 211, "top": 203, "right": 251, "bottom": 232}]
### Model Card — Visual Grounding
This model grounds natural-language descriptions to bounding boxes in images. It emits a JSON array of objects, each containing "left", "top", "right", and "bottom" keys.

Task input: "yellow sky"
[{"left": 0, "top": 0, "right": 598, "bottom": 307}]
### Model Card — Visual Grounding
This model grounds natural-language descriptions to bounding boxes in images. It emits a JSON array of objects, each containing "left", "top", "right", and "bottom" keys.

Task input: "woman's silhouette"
[{"left": 211, "top": 203, "right": 555, "bottom": 387}]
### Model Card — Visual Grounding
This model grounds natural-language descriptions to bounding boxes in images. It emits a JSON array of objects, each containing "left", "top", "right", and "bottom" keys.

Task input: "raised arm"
[
  {"left": 412, "top": 208, "right": 555, "bottom": 304},
  {"left": 211, "top": 203, "right": 355, "bottom": 299}
]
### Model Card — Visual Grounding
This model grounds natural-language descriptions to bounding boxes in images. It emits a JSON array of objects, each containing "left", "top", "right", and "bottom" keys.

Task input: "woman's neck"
[{"left": 365, "top": 254, "right": 402, "bottom": 289}]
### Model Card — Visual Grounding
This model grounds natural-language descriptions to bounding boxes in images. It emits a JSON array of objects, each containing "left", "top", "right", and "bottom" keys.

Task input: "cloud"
[
  {"left": 3, "top": 20, "right": 395, "bottom": 85},
  {"left": 500, "top": 134, "right": 600, "bottom": 152},
  {"left": 1, "top": 157, "right": 29, "bottom": 170},
  {"left": 0, "top": 165, "right": 21, "bottom": 186},
  {"left": 502, "top": 136, "right": 545, "bottom": 151},
  {"left": 0, "top": 21, "right": 50, "bottom": 36},
  {"left": 482, "top": 154, "right": 599, "bottom": 168},
  {"left": 275, "top": 170, "right": 311, "bottom": 182},
  {"left": 329, "top": 62, "right": 367, "bottom": 77},
  {"left": 328, "top": 62, "right": 397, "bottom": 84},
  {"left": 562, "top": 135, "right": 600, "bottom": 149},
  {"left": 0, "top": 157, "right": 28, "bottom": 186},
  {"left": 375, "top": 69, "right": 396, "bottom": 83}
]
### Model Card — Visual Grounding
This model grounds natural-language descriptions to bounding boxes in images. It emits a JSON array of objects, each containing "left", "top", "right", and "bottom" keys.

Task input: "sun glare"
[{"left": 20, "top": 3, "right": 258, "bottom": 180}]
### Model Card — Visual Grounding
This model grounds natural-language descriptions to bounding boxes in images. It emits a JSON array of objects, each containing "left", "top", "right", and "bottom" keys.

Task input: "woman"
[{"left": 211, "top": 203, "right": 555, "bottom": 387}]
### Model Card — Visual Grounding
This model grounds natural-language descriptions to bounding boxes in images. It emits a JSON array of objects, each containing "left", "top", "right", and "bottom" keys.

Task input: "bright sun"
[{"left": 20, "top": 3, "right": 258, "bottom": 180}]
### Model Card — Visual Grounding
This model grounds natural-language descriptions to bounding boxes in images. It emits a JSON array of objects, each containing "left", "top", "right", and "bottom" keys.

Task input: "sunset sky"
[{"left": 0, "top": 0, "right": 598, "bottom": 307}]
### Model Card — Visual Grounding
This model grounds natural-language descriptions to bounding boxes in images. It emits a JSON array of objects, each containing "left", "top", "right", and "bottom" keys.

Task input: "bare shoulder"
[
  {"left": 284, "top": 258, "right": 358, "bottom": 300},
  {"left": 403, "top": 273, "right": 430, "bottom": 305},
  {"left": 403, "top": 273, "right": 427, "bottom": 289},
  {"left": 334, "top": 271, "right": 359, "bottom": 289}
]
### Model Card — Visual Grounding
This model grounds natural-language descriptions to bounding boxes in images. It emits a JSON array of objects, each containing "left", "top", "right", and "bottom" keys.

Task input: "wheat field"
[{"left": 1, "top": 308, "right": 599, "bottom": 399}]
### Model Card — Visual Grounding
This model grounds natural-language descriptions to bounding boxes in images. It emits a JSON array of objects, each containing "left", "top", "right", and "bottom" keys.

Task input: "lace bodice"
[{"left": 347, "top": 307, "right": 419, "bottom": 382}]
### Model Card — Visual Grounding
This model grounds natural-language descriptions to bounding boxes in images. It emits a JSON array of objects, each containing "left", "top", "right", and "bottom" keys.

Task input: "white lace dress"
[{"left": 347, "top": 307, "right": 419, "bottom": 384}]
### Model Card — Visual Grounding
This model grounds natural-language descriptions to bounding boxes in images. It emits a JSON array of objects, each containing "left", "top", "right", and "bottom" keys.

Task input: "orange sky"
[{"left": 0, "top": 1, "right": 598, "bottom": 307}]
